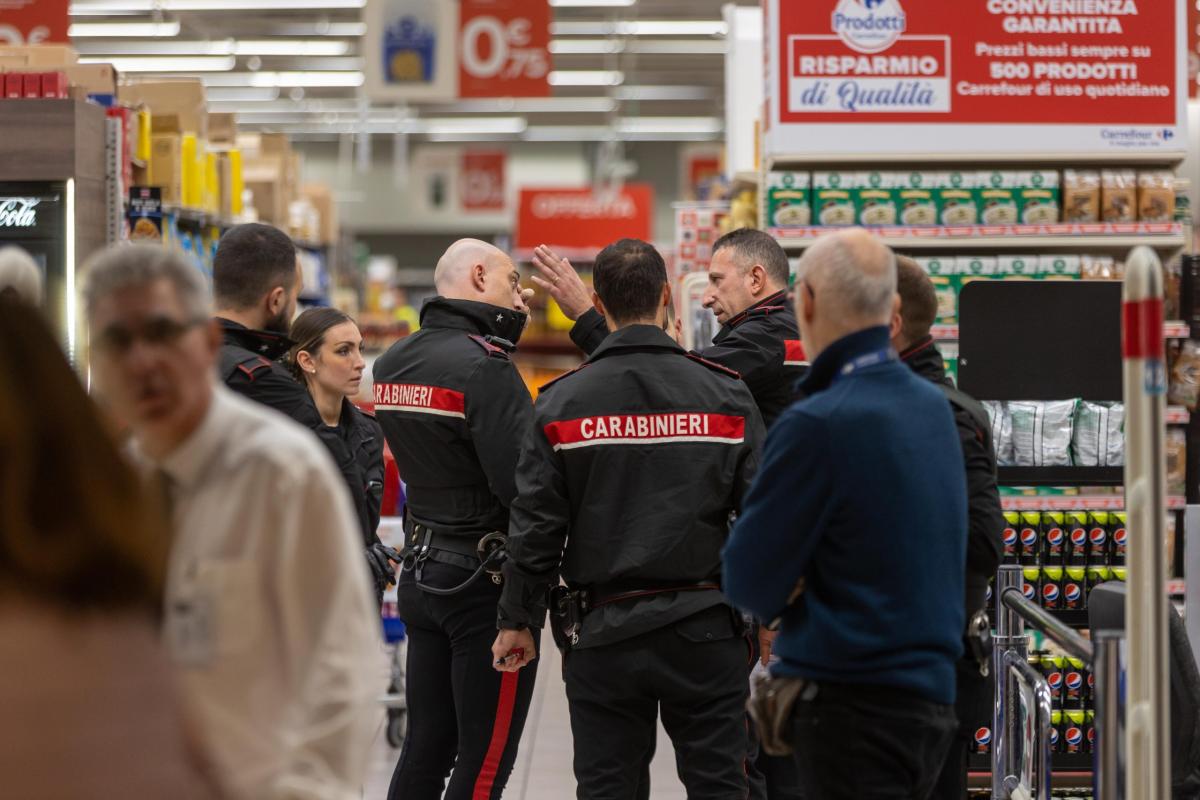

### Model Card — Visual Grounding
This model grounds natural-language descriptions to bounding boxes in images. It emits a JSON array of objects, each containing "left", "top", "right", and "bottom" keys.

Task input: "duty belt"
[
  {"left": 400, "top": 521, "right": 507, "bottom": 596},
  {"left": 549, "top": 579, "right": 722, "bottom": 651}
]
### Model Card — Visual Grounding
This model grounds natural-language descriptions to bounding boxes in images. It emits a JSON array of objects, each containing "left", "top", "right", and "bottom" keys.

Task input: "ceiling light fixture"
[
  {"left": 68, "top": 21, "right": 181, "bottom": 37},
  {"left": 428, "top": 97, "right": 618, "bottom": 114},
  {"left": 547, "top": 70, "right": 624, "bottom": 86},
  {"left": 548, "top": 0, "right": 635, "bottom": 6},
  {"left": 204, "top": 87, "right": 282, "bottom": 101},
  {"left": 79, "top": 55, "right": 236, "bottom": 72},
  {"left": 615, "top": 116, "right": 723, "bottom": 134},
  {"left": 201, "top": 70, "right": 365, "bottom": 87},
  {"left": 550, "top": 20, "right": 726, "bottom": 36},
  {"left": 74, "top": 39, "right": 352, "bottom": 56},
  {"left": 613, "top": 85, "right": 714, "bottom": 101}
]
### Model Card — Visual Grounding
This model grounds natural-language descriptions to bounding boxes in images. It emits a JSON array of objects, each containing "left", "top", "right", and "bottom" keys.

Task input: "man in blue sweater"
[{"left": 723, "top": 229, "right": 967, "bottom": 800}]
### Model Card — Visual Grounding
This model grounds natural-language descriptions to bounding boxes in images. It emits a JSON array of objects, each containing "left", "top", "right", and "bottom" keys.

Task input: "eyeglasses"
[{"left": 92, "top": 316, "right": 206, "bottom": 357}]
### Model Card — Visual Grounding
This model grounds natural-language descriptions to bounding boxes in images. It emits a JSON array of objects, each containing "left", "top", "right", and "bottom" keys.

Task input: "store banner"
[
  {"left": 516, "top": 184, "right": 654, "bottom": 257},
  {"left": 0, "top": 0, "right": 69, "bottom": 45},
  {"left": 459, "top": 0, "right": 550, "bottom": 98},
  {"left": 364, "top": 0, "right": 457, "bottom": 101},
  {"left": 460, "top": 150, "right": 506, "bottom": 211},
  {"left": 765, "top": 0, "right": 1187, "bottom": 156}
]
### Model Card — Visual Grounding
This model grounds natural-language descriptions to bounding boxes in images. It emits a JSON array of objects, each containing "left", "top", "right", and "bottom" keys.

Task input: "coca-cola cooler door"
[{"left": 0, "top": 182, "right": 67, "bottom": 344}]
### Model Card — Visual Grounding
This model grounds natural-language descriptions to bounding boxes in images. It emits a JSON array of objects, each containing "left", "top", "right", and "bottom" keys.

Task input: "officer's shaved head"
[
  {"left": 795, "top": 229, "right": 898, "bottom": 359},
  {"left": 434, "top": 238, "right": 526, "bottom": 312}
]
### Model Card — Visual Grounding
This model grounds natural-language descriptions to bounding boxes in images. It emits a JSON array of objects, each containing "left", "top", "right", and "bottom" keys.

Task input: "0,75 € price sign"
[{"left": 458, "top": 0, "right": 550, "bottom": 98}]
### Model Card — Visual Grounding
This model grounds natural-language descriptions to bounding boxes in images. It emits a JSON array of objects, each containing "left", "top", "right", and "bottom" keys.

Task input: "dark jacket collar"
[
  {"left": 588, "top": 324, "right": 683, "bottom": 362},
  {"left": 798, "top": 325, "right": 893, "bottom": 396},
  {"left": 216, "top": 317, "right": 294, "bottom": 361},
  {"left": 419, "top": 297, "right": 528, "bottom": 345},
  {"left": 899, "top": 335, "right": 951, "bottom": 387},
  {"left": 715, "top": 289, "right": 789, "bottom": 341}
]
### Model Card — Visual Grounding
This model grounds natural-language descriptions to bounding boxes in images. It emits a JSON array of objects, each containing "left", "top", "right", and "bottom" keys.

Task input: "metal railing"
[{"left": 991, "top": 564, "right": 1123, "bottom": 800}]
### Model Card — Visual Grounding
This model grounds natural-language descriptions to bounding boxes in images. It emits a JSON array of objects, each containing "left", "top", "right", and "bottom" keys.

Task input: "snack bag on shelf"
[
  {"left": 1009, "top": 400, "right": 1075, "bottom": 467},
  {"left": 813, "top": 171, "right": 856, "bottom": 226},
  {"left": 976, "top": 171, "right": 1020, "bottom": 226},
  {"left": 983, "top": 401, "right": 1014, "bottom": 465},
  {"left": 1167, "top": 340, "right": 1200, "bottom": 410},
  {"left": 766, "top": 171, "right": 811, "bottom": 228},
  {"left": 1072, "top": 401, "right": 1124, "bottom": 467},
  {"left": 897, "top": 171, "right": 938, "bottom": 226},
  {"left": 1137, "top": 170, "right": 1176, "bottom": 223},
  {"left": 936, "top": 171, "right": 978, "bottom": 226},
  {"left": 1062, "top": 169, "right": 1101, "bottom": 223},
  {"left": 1101, "top": 169, "right": 1137, "bottom": 223},
  {"left": 853, "top": 171, "right": 898, "bottom": 226},
  {"left": 1166, "top": 428, "right": 1187, "bottom": 497},
  {"left": 1017, "top": 170, "right": 1060, "bottom": 224},
  {"left": 1081, "top": 255, "right": 1117, "bottom": 280}
]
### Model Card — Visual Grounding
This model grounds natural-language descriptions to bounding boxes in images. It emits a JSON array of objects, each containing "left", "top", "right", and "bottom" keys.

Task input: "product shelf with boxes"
[{"left": 769, "top": 223, "right": 1187, "bottom": 253}]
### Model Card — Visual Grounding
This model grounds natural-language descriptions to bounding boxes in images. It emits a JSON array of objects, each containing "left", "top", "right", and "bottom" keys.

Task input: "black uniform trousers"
[
  {"left": 564, "top": 604, "right": 752, "bottom": 800},
  {"left": 790, "top": 682, "right": 957, "bottom": 800},
  {"left": 389, "top": 561, "right": 540, "bottom": 800},
  {"left": 929, "top": 659, "right": 990, "bottom": 800}
]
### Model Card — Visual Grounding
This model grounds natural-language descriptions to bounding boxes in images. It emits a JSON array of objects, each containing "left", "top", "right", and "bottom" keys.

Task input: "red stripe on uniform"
[
  {"left": 1122, "top": 298, "right": 1163, "bottom": 359},
  {"left": 472, "top": 671, "right": 520, "bottom": 800},
  {"left": 544, "top": 412, "right": 745, "bottom": 451},
  {"left": 373, "top": 382, "right": 466, "bottom": 418},
  {"left": 784, "top": 339, "right": 807, "bottom": 366}
]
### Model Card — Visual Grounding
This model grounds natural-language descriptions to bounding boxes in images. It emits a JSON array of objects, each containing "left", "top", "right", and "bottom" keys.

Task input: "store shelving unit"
[{"left": 770, "top": 223, "right": 1187, "bottom": 253}]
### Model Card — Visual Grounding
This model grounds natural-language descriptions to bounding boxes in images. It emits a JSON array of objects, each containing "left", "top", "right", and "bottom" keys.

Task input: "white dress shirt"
[{"left": 143, "top": 385, "right": 382, "bottom": 800}]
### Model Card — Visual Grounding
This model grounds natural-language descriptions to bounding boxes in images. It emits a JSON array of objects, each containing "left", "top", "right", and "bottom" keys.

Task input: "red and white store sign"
[
  {"left": 0, "top": 0, "right": 69, "bottom": 44},
  {"left": 765, "top": 0, "right": 1188, "bottom": 156},
  {"left": 459, "top": 150, "right": 506, "bottom": 211},
  {"left": 458, "top": 0, "right": 550, "bottom": 98},
  {"left": 516, "top": 184, "right": 654, "bottom": 257}
]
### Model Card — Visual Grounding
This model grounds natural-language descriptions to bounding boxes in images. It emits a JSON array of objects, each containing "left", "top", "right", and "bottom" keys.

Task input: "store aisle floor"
[{"left": 363, "top": 643, "right": 688, "bottom": 799}]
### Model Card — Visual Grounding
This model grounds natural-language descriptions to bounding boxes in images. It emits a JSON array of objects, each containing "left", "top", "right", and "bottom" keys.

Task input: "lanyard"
[{"left": 838, "top": 348, "right": 897, "bottom": 377}]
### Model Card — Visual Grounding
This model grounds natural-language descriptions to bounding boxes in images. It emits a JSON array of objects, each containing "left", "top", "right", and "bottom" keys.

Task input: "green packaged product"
[
  {"left": 813, "top": 171, "right": 856, "bottom": 226},
  {"left": 1017, "top": 170, "right": 1061, "bottom": 224},
  {"left": 854, "top": 171, "right": 898, "bottom": 226},
  {"left": 766, "top": 171, "right": 812, "bottom": 228},
  {"left": 976, "top": 171, "right": 1020, "bottom": 226},
  {"left": 937, "top": 171, "right": 978, "bottom": 226},
  {"left": 897, "top": 171, "right": 939, "bottom": 226}
]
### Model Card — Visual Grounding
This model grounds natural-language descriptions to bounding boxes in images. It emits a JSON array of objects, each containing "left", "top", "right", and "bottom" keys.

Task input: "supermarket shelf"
[
  {"left": 1168, "top": 579, "right": 1186, "bottom": 595},
  {"left": 968, "top": 751, "right": 1094, "bottom": 775},
  {"left": 1167, "top": 406, "right": 1191, "bottom": 424},
  {"left": 164, "top": 205, "right": 232, "bottom": 229},
  {"left": 768, "top": 151, "right": 1189, "bottom": 167},
  {"left": 999, "top": 494, "right": 1186, "bottom": 511},
  {"left": 999, "top": 466, "right": 1122, "bottom": 486},
  {"left": 770, "top": 223, "right": 1186, "bottom": 252},
  {"left": 933, "top": 321, "right": 1190, "bottom": 341}
]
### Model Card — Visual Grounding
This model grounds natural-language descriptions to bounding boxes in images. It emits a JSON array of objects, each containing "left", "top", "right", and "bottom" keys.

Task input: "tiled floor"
[{"left": 363, "top": 643, "right": 687, "bottom": 799}]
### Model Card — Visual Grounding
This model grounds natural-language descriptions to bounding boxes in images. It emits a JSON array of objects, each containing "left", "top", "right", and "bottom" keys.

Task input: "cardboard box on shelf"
[
  {"left": 65, "top": 63, "right": 117, "bottom": 97},
  {"left": 301, "top": 183, "right": 338, "bottom": 244},
  {"left": 209, "top": 112, "right": 237, "bottom": 145},
  {"left": 149, "top": 133, "right": 182, "bottom": 206},
  {"left": 261, "top": 132, "right": 291, "bottom": 157},
  {"left": 247, "top": 179, "right": 286, "bottom": 225},
  {"left": 118, "top": 79, "right": 207, "bottom": 137},
  {"left": 0, "top": 45, "right": 79, "bottom": 67}
]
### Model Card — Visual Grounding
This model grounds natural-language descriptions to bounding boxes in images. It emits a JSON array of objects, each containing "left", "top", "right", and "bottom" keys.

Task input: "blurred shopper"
[
  {"left": 212, "top": 223, "right": 323, "bottom": 428},
  {"left": 724, "top": 229, "right": 965, "bottom": 800},
  {"left": 891, "top": 256, "right": 1004, "bottom": 800},
  {"left": 288, "top": 307, "right": 397, "bottom": 601},
  {"left": 0, "top": 296, "right": 220, "bottom": 800},
  {"left": 374, "top": 238, "right": 538, "bottom": 800},
  {"left": 494, "top": 239, "right": 764, "bottom": 800},
  {"left": 83, "top": 245, "right": 381, "bottom": 800},
  {"left": 0, "top": 244, "right": 42, "bottom": 305},
  {"left": 534, "top": 227, "right": 805, "bottom": 427}
]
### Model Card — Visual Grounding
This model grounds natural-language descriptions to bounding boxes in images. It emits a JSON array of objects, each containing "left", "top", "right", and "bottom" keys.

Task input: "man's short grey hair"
[
  {"left": 83, "top": 244, "right": 211, "bottom": 321},
  {"left": 0, "top": 245, "right": 43, "bottom": 305},
  {"left": 799, "top": 231, "right": 897, "bottom": 322}
]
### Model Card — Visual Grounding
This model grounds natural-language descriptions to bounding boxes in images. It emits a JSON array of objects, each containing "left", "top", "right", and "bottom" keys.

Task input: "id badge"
[{"left": 166, "top": 594, "right": 215, "bottom": 667}]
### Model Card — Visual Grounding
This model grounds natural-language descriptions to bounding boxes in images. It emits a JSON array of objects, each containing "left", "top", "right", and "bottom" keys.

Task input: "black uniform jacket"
[
  {"left": 320, "top": 398, "right": 386, "bottom": 548},
  {"left": 371, "top": 297, "right": 532, "bottom": 538},
  {"left": 499, "top": 324, "right": 765, "bottom": 648},
  {"left": 901, "top": 336, "right": 1005, "bottom": 617},
  {"left": 217, "top": 317, "right": 325, "bottom": 430},
  {"left": 569, "top": 290, "right": 806, "bottom": 427}
]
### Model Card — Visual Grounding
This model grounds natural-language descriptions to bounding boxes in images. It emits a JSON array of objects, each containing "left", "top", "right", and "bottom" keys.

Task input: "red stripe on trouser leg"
[{"left": 472, "top": 670, "right": 520, "bottom": 800}]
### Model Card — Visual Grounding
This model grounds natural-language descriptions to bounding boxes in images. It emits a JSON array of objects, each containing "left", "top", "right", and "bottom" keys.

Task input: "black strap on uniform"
[
  {"left": 586, "top": 579, "right": 721, "bottom": 611},
  {"left": 400, "top": 521, "right": 507, "bottom": 596}
]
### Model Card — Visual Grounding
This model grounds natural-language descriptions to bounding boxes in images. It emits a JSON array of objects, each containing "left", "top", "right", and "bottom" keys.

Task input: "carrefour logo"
[{"left": 832, "top": 0, "right": 907, "bottom": 54}]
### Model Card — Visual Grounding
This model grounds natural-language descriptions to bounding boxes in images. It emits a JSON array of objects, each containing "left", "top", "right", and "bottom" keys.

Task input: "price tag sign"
[
  {"left": 460, "top": 150, "right": 507, "bottom": 211},
  {"left": 459, "top": 0, "right": 550, "bottom": 98},
  {"left": 0, "top": 0, "right": 69, "bottom": 45}
]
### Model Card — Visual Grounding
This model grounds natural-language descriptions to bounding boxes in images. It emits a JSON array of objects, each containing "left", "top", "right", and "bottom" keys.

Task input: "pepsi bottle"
[
  {"left": 1040, "top": 654, "right": 1064, "bottom": 709},
  {"left": 1066, "top": 511, "right": 1089, "bottom": 567},
  {"left": 1063, "top": 567, "right": 1087, "bottom": 610},
  {"left": 1063, "top": 657, "right": 1086, "bottom": 710},
  {"left": 1064, "top": 710, "right": 1087, "bottom": 754},
  {"left": 1002, "top": 512, "right": 1020, "bottom": 565},
  {"left": 1041, "top": 567, "right": 1063, "bottom": 610},
  {"left": 1084, "top": 710, "right": 1096, "bottom": 754},
  {"left": 1088, "top": 512, "right": 1109, "bottom": 565},
  {"left": 1019, "top": 511, "right": 1041, "bottom": 566},
  {"left": 1110, "top": 510, "right": 1127, "bottom": 567},
  {"left": 1049, "top": 710, "right": 1062, "bottom": 753},
  {"left": 1041, "top": 511, "right": 1066, "bottom": 566},
  {"left": 1022, "top": 567, "right": 1040, "bottom": 603},
  {"left": 970, "top": 726, "right": 992, "bottom": 755}
]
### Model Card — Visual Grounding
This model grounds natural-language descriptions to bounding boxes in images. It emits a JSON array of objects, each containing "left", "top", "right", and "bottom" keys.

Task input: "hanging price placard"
[{"left": 459, "top": 0, "right": 550, "bottom": 98}]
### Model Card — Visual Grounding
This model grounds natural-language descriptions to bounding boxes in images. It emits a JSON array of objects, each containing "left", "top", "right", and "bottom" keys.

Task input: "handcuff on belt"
[{"left": 400, "top": 525, "right": 508, "bottom": 596}]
